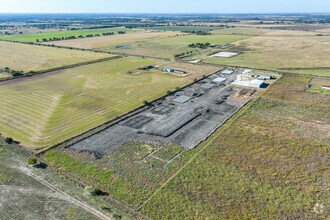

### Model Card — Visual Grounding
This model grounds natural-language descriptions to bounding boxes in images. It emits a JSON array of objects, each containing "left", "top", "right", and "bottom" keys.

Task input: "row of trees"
[
  {"left": 1, "top": 67, "right": 24, "bottom": 77},
  {"left": 188, "top": 42, "right": 211, "bottom": 49},
  {"left": 36, "top": 31, "right": 126, "bottom": 42},
  {"left": 182, "top": 31, "right": 211, "bottom": 35},
  {"left": 174, "top": 51, "right": 195, "bottom": 58}
]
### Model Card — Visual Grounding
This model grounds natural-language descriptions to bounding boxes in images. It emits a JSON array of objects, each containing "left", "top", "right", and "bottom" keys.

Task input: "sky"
[{"left": 0, "top": 0, "right": 329, "bottom": 14}]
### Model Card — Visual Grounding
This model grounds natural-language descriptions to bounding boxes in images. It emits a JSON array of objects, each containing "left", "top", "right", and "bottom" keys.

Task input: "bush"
[
  {"left": 4, "top": 137, "right": 13, "bottom": 144},
  {"left": 93, "top": 188, "right": 102, "bottom": 195},
  {"left": 27, "top": 158, "right": 37, "bottom": 166}
]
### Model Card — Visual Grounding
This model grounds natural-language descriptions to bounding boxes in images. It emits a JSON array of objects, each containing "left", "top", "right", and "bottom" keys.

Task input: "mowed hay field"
[
  {"left": 204, "top": 30, "right": 330, "bottom": 76},
  {"left": 0, "top": 27, "right": 137, "bottom": 42},
  {"left": 0, "top": 58, "right": 220, "bottom": 149},
  {"left": 141, "top": 75, "right": 329, "bottom": 219},
  {"left": 50, "top": 31, "right": 186, "bottom": 50},
  {"left": 0, "top": 41, "right": 113, "bottom": 72},
  {"left": 100, "top": 34, "right": 249, "bottom": 59}
]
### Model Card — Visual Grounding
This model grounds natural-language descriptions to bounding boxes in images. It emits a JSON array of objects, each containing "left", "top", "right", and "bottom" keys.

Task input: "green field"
[
  {"left": 204, "top": 30, "right": 330, "bottom": 77},
  {"left": 0, "top": 27, "right": 138, "bottom": 43},
  {"left": 0, "top": 41, "right": 113, "bottom": 72},
  {"left": 141, "top": 75, "right": 329, "bottom": 219},
  {"left": 0, "top": 57, "right": 219, "bottom": 149},
  {"left": 100, "top": 34, "right": 249, "bottom": 59}
]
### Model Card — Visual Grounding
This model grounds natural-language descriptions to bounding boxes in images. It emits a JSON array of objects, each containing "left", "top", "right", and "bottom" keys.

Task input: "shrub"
[{"left": 27, "top": 158, "right": 37, "bottom": 166}]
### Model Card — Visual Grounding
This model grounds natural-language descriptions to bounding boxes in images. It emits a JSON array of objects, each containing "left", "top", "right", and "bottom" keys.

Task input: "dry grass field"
[
  {"left": 0, "top": 58, "right": 220, "bottom": 149},
  {"left": 0, "top": 41, "right": 112, "bottom": 72},
  {"left": 204, "top": 30, "right": 330, "bottom": 76},
  {"left": 50, "top": 31, "right": 186, "bottom": 49}
]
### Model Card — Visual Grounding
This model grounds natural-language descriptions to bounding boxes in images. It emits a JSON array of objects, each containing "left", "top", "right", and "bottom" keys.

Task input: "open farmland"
[
  {"left": 141, "top": 75, "right": 329, "bottom": 219},
  {"left": 49, "top": 31, "right": 185, "bottom": 50},
  {"left": 0, "top": 57, "right": 220, "bottom": 149},
  {"left": 100, "top": 33, "right": 249, "bottom": 59},
  {"left": 204, "top": 30, "right": 330, "bottom": 76},
  {"left": 0, "top": 41, "right": 113, "bottom": 72},
  {"left": 0, "top": 27, "right": 137, "bottom": 42}
]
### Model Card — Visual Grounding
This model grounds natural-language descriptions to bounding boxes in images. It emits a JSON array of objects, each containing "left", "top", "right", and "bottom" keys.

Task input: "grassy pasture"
[
  {"left": 204, "top": 30, "right": 330, "bottom": 77},
  {"left": 49, "top": 31, "right": 185, "bottom": 50},
  {"left": 0, "top": 41, "right": 113, "bottom": 72},
  {"left": 0, "top": 58, "right": 220, "bottom": 149},
  {"left": 101, "top": 34, "right": 249, "bottom": 59},
  {"left": 141, "top": 74, "right": 329, "bottom": 219},
  {"left": 0, "top": 27, "right": 137, "bottom": 42}
]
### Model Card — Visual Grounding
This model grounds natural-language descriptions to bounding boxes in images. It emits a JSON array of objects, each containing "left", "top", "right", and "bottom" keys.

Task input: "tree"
[
  {"left": 4, "top": 137, "right": 13, "bottom": 144},
  {"left": 27, "top": 158, "right": 37, "bottom": 166}
]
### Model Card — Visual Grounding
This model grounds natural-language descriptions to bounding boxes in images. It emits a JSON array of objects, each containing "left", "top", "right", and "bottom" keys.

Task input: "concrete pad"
[
  {"left": 200, "top": 83, "right": 216, "bottom": 89},
  {"left": 172, "top": 95, "right": 192, "bottom": 103},
  {"left": 211, "top": 52, "right": 238, "bottom": 58},
  {"left": 212, "top": 77, "right": 227, "bottom": 83}
]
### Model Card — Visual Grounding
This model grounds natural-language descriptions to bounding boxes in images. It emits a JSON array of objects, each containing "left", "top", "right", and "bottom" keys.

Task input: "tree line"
[{"left": 36, "top": 31, "right": 126, "bottom": 42}]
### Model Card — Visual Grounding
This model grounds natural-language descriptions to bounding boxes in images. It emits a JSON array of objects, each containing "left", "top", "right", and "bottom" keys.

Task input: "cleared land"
[
  {"left": 0, "top": 58, "right": 220, "bottom": 149},
  {"left": 0, "top": 27, "right": 137, "bottom": 42},
  {"left": 0, "top": 41, "right": 113, "bottom": 72},
  {"left": 204, "top": 30, "right": 330, "bottom": 76},
  {"left": 100, "top": 34, "right": 249, "bottom": 59},
  {"left": 141, "top": 75, "right": 329, "bottom": 219},
  {"left": 49, "top": 31, "right": 185, "bottom": 50}
]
